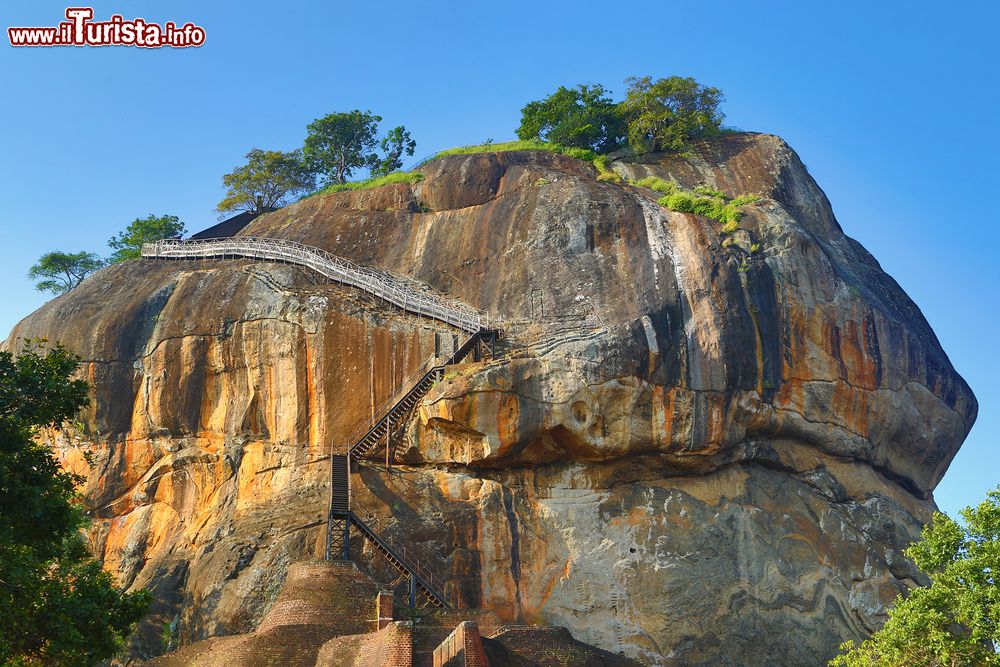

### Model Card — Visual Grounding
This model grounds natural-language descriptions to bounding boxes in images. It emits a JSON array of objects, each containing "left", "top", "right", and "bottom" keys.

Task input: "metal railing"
[
  {"left": 345, "top": 353, "right": 441, "bottom": 457},
  {"left": 344, "top": 330, "right": 487, "bottom": 458},
  {"left": 350, "top": 512, "right": 453, "bottom": 607},
  {"left": 141, "top": 236, "right": 495, "bottom": 333}
]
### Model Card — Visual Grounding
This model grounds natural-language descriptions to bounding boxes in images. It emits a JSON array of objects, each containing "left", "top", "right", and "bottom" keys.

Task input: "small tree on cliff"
[
  {"left": 0, "top": 340, "right": 151, "bottom": 665},
  {"left": 370, "top": 125, "right": 416, "bottom": 177},
  {"left": 28, "top": 250, "right": 104, "bottom": 295},
  {"left": 107, "top": 214, "right": 186, "bottom": 263},
  {"left": 618, "top": 76, "right": 725, "bottom": 153},
  {"left": 830, "top": 488, "right": 1000, "bottom": 666},
  {"left": 217, "top": 148, "right": 314, "bottom": 215}
]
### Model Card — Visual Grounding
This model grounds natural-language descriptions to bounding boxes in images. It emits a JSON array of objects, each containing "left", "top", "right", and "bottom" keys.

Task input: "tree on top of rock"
[
  {"left": 302, "top": 110, "right": 416, "bottom": 185},
  {"left": 516, "top": 84, "right": 625, "bottom": 153},
  {"left": 107, "top": 214, "right": 186, "bottom": 263},
  {"left": 28, "top": 250, "right": 104, "bottom": 295},
  {"left": 619, "top": 76, "right": 725, "bottom": 153},
  {"left": 217, "top": 148, "right": 315, "bottom": 216},
  {"left": 370, "top": 125, "right": 416, "bottom": 178}
]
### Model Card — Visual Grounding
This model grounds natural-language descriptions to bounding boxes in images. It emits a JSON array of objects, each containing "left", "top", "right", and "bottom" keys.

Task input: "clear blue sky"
[{"left": 1, "top": 0, "right": 996, "bottom": 517}]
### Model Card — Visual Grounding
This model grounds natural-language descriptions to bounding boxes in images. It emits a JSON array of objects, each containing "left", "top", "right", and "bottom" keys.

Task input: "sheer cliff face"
[{"left": 6, "top": 134, "right": 976, "bottom": 666}]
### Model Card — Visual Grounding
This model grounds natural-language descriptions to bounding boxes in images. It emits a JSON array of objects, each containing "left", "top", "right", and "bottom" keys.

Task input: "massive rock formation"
[{"left": 5, "top": 133, "right": 976, "bottom": 665}]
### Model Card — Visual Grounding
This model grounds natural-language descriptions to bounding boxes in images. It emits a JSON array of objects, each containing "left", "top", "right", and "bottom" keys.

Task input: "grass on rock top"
[
  {"left": 303, "top": 144, "right": 761, "bottom": 233},
  {"left": 308, "top": 171, "right": 424, "bottom": 197}
]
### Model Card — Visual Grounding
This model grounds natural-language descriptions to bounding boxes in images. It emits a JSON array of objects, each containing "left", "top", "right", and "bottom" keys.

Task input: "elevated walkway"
[{"left": 141, "top": 237, "right": 496, "bottom": 333}]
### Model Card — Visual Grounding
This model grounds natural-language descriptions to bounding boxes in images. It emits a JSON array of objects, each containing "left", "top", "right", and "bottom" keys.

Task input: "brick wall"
[
  {"left": 257, "top": 560, "right": 379, "bottom": 637},
  {"left": 356, "top": 620, "right": 413, "bottom": 667},
  {"left": 376, "top": 591, "right": 394, "bottom": 630},
  {"left": 410, "top": 608, "right": 502, "bottom": 667},
  {"left": 431, "top": 621, "right": 488, "bottom": 667}
]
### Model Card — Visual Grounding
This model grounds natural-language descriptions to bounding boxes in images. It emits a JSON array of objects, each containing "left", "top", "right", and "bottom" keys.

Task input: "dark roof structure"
[{"left": 189, "top": 209, "right": 274, "bottom": 240}]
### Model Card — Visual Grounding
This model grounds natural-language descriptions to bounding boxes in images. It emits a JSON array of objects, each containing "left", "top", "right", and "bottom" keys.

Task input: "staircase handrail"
[
  {"left": 141, "top": 236, "right": 495, "bottom": 333},
  {"left": 348, "top": 512, "right": 452, "bottom": 607},
  {"left": 345, "top": 353, "right": 441, "bottom": 456},
  {"left": 345, "top": 330, "right": 487, "bottom": 458}
]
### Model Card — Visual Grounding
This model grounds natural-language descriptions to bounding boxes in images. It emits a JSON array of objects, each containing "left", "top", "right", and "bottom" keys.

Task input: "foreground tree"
[
  {"left": 370, "top": 126, "right": 416, "bottom": 177},
  {"left": 28, "top": 251, "right": 104, "bottom": 295},
  {"left": 0, "top": 341, "right": 150, "bottom": 665},
  {"left": 107, "top": 214, "right": 186, "bottom": 263},
  {"left": 517, "top": 83, "right": 625, "bottom": 152},
  {"left": 618, "top": 76, "right": 725, "bottom": 153},
  {"left": 217, "top": 148, "right": 314, "bottom": 215},
  {"left": 831, "top": 488, "right": 1000, "bottom": 666}
]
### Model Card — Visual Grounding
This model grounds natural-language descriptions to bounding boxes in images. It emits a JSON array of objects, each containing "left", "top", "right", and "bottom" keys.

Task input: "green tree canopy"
[
  {"left": 107, "top": 214, "right": 185, "bottom": 263},
  {"left": 217, "top": 148, "right": 314, "bottom": 215},
  {"left": 618, "top": 76, "right": 725, "bottom": 153},
  {"left": 302, "top": 110, "right": 417, "bottom": 185},
  {"left": 516, "top": 83, "right": 625, "bottom": 152},
  {"left": 0, "top": 341, "right": 150, "bottom": 665},
  {"left": 303, "top": 110, "right": 382, "bottom": 185},
  {"left": 370, "top": 126, "right": 416, "bottom": 178},
  {"left": 27, "top": 251, "right": 104, "bottom": 295},
  {"left": 831, "top": 488, "right": 1000, "bottom": 666}
]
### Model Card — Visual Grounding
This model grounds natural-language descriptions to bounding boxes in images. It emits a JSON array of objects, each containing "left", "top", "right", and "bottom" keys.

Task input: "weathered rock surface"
[{"left": 5, "top": 134, "right": 976, "bottom": 665}]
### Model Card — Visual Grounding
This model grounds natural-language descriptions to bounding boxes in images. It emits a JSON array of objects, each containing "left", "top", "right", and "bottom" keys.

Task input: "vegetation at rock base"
[
  {"left": 0, "top": 340, "right": 151, "bottom": 665},
  {"left": 28, "top": 251, "right": 104, "bottom": 295},
  {"left": 830, "top": 487, "right": 1000, "bottom": 667},
  {"left": 107, "top": 214, "right": 186, "bottom": 263},
  {"left": 303, "top": 110, "right": 416, "bottom": 185},
  {"left": 217, "top": 148, "right": 315, "bottom": 215}
]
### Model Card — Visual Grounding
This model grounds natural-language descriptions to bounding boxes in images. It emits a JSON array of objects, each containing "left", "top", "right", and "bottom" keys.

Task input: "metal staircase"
[
  {"left": 327, "top": 329, "right": 498, "bottom": 609},
  {"left": 140, "top": 235, "right": 502, "bottom": 611},
  {"left": 347, "top": 331, "right": 488, "bottom": 462},
  {"left": 326, "top": 455, "right": 452, "bottom": 608}
]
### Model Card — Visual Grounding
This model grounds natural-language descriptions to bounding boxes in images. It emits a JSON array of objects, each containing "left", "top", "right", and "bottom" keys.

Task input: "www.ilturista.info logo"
[{"left": 8, "top": 8, "right": 205, "bottom": 48}]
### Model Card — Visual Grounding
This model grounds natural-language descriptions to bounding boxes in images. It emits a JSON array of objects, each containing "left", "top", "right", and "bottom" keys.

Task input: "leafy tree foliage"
[
  {"left": 370, "top": 126, "right": 416, "bottom": 177},
  {"left": 0, "top": 341, "right": 150, "bottom": 665},
  {"left": 302, "top": 110, "right": 382, "bottom": 185},
  {"left": 618, "top": 76, "right": 725, "bottom": 153},
  {"left": 831, "top": 488, "right": 1000, "bottom": 666},
  {"left": 107, "top": 214, "right": 186, "bottom": 263},
  {"left": 517, "top": 84, "right": 625, "bottom": 152},
  {"left": 302, "top": 110, "right": 417, "bottom": 185},
  {"left": 217, "top": 148, "right": 314, "bottom": 215},
  {"left": 27, "top": 251, "right": 104, "bottom": 295}
]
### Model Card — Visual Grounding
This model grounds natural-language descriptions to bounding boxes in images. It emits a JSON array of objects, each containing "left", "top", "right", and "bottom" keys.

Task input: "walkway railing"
[{"left": 141, "top": 237, "right": 494, "bottom": 333}]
